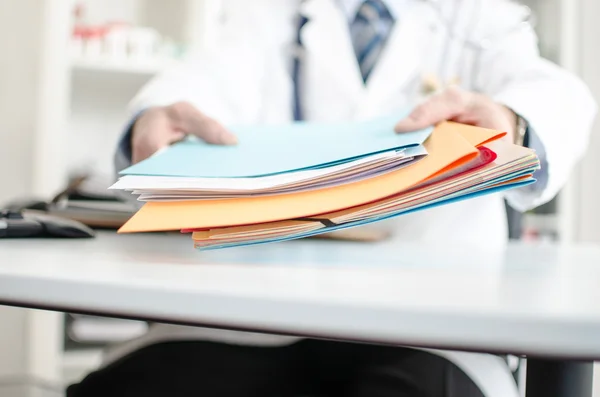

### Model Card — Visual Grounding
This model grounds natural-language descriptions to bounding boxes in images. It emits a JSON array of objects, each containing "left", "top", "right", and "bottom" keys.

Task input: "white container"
[
  {"left": 104, "top": 26, "right": 129, "bottom": 61},
  {"left": 83, "top": 28, "right": 104, "bottom": 59},
  {"left": 128, "top": 27, "right": 160, "bottom": 61},
  {"left": 71, "top": 35, "right": 84, "bottom": 58}
]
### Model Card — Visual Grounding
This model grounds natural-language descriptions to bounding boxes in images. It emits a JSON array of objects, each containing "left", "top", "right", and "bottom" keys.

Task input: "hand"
[
  {"left": 131, "top": 101, "right": 238, "bottom": 164},
  {"left": 394, "top": 86, "right": 517, "bottom": 142}
]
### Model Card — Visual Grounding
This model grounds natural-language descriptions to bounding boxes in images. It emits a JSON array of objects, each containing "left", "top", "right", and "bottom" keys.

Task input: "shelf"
[
  {"left": 71, "top": 57, "right": 178, "bottom": 75},
  {"left": 61, "top": 348, "right": 104, "bottom": 386}
]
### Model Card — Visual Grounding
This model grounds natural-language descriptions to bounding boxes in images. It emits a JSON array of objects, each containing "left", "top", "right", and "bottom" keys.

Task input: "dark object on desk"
[
  {"left": 4, "top": 173, "right": 136, "bottom": 230},
  {"left": 47, "top": 174, "right": 134, "bottom": 228},
  {"left": 5, "top": 199, "right": 49, "bottom": 212},
  {"left": 34, "top": 201, "right": 134, "bottom": 229},
  {"left": 0, "top": 210, "right": 95, "bottom": 238}
]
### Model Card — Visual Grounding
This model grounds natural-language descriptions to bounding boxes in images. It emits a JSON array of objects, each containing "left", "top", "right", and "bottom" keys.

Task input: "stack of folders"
[{"left": 111, "top": 114, "right": 540, "bottom": 250}]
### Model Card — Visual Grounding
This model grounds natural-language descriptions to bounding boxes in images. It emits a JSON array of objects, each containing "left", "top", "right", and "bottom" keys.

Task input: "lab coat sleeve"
[
  {"left": 525, "top": 129, "right": 549, "bottom": 193},
  {"left": 114, "top": 126, "right": 132, "bottom": 174},
  {"left": 474, "top": 0, "right": 597, "bottom": 212},
  {"left": 112, "top": 114, "right": 143, "bottom": 207}
]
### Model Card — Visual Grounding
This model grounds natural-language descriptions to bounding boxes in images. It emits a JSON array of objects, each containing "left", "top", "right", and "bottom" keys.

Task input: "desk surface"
[{"left": 1, "top": 232, "right": 600, "bottom": 359}]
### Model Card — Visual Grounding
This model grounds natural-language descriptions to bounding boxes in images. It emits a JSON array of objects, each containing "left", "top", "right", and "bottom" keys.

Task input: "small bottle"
[
  {"left": 128, "top": 27, "right": 160, "bottom": 61},
  {"left": 71, "top": 3, "right": 86, "bottom": 59},
  {"left": 84, "top": 26, "right": 104, "bottom": 59},
  {"left": 71, "top": 26, "right": 85, "bottom": 58},
  {"left": 104, "top": 22, "right": 130, "bottom": 61}
]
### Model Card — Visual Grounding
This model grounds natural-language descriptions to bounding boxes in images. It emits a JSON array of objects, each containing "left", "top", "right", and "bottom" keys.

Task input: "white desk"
[{"left": 0, "top": 232, "right": 599, "bottom": 397}]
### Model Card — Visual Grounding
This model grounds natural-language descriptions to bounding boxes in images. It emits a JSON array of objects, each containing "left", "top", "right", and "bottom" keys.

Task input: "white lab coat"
[{"left": 112, "top": 0, "right": 597, "bottom": 395}]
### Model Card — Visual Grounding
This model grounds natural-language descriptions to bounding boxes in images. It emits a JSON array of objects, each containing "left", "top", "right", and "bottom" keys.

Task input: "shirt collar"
[{"left": 338, "top": 0, "right": 408, "bottom": 21}]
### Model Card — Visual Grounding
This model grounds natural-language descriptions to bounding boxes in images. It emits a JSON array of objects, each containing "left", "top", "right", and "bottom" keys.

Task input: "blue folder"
[{"left": 120, "top": 114, "right": 432, "bottom": 178}]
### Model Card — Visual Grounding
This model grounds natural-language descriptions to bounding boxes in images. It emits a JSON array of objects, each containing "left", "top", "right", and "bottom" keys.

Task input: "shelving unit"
[
  {"left": 57, "top": 0, "right": 219, "bottom": 388},
  {"left": 61, "top": 349, "right": 103, "bottom": 388},
  {"left": 70, "top": 56, "right": 177, "bottom": 74},
  {"left": 29, "top": 0, "right": 222, "bottom": 199},
  {"left": 0, "top": 1, "right": 220, "bottom": 395}
]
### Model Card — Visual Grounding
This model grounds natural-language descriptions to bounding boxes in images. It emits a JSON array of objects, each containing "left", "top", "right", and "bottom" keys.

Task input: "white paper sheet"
[{"left": 112, "top": 146, "right": 427, "bottom": 197}]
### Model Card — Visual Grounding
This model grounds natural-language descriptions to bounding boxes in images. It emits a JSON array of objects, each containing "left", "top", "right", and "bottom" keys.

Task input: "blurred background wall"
[
  {"left": 576, "top": 0, "right": 600, "bottom": 242},
  {"left": 0, "top": 0, "right": 44, "bottom": 201}
]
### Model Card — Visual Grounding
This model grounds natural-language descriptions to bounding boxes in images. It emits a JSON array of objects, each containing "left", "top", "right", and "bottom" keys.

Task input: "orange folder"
[{"left": 119, "top": 122, "right": 505, "bottom": 233}]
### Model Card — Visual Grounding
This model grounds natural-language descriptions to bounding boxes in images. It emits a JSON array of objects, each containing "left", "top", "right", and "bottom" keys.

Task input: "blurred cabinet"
[{"left": 62, "top": 0, "right": 221, "bottom": 386}]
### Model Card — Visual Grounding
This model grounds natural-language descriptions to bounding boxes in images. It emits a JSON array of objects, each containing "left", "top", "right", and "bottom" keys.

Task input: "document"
[
  {"left": 119, "top": 114, "right": 432, "bottom": 178},
  {"left": 187, "top": 140, "right": 538, "bottom": 249},
  {"left": 112, "top": 145, "right": 428, "bottom": 200},
  {"left": 112, "top": 116, "right": 538, "bottom": 250},
  {"left": 117, "top": 122, "right": 506, "bottom": 233}
]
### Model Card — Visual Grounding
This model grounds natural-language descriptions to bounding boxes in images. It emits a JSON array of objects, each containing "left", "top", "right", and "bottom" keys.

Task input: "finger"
[
  {"left": 394, "top": 87, "right": 471, "bottom": 133},
  {"left": 132, "top": 129, "right": 185, "bottom": 164},
  {"left": 449, "top": 95, "right": 515, "bottom": 133},
  {"left": 192, "top": 117, "right": 238, "bottom": 145},
  {"left": 169, "top": 102, "right": 237, "bottom": 145}
]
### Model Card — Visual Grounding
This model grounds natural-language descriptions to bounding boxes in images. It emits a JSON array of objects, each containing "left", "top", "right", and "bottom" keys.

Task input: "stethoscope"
[{"left": 291, "top": 1, "right": 535, "bottom": 122}]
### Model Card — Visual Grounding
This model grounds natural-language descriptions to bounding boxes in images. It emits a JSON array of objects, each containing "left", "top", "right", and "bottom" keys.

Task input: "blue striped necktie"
[{"left": 350, "top": 0, "right": 395, "bottom": 82}]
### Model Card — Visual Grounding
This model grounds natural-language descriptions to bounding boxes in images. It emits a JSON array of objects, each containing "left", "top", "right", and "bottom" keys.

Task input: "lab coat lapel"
[
  {"left": 299, "top": 0, "right": 365, "bottom": 120},
  {"left": 359, "top": 4, "right": 434, "bottom": 117}
]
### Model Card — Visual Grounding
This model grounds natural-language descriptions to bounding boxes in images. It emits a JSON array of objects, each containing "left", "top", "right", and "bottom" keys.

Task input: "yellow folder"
[{"left": 119, "top": 122, "right": 505, "bottom": 233}]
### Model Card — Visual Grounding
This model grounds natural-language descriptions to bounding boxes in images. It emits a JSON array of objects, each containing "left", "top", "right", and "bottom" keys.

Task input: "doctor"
[{"left": 69, "top": 0, "right": 596, "bottom": 396}]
